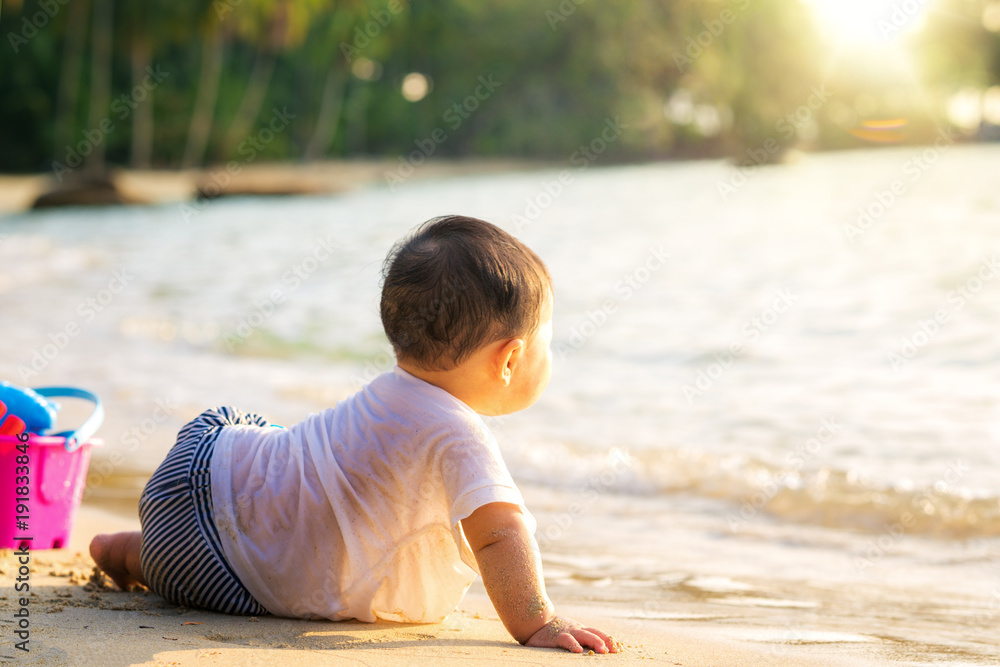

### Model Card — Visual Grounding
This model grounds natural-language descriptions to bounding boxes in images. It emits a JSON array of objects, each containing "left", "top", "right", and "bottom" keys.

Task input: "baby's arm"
[{"left": 461, "top": 502, "right": 618, "bottom": 653}]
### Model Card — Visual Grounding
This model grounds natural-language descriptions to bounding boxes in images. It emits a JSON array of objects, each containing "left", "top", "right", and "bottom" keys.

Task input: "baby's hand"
[
  {"left": 525, "top": 615, "right": 619, "bottom": 654},
  {"left": 462, "top": 503, "right": 622, "bottom": 654}
]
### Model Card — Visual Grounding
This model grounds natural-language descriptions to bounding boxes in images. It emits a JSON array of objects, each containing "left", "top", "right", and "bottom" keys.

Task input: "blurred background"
[{"left": 1, "top": 0, "right": 1000, "bottom": 176}]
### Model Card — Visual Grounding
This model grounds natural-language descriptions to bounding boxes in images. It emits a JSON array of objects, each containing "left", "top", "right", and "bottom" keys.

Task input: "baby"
[{"left": 90, "top": 215, "right": 617, "bottom": 654}]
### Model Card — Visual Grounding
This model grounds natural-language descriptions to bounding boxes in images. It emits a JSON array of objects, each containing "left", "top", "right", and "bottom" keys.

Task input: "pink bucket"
[{"left": 0, "top": 434, "right": 102, "bottom": 550}]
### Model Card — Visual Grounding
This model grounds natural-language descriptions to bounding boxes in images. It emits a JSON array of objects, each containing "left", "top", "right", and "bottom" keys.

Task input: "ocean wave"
[{"left": 503, "top": 442, "right": 1000, "bottom": 539}]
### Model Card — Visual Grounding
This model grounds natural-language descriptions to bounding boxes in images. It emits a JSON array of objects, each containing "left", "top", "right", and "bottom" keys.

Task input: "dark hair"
[{"left": 380, "top": 215, "right": 552, "bottom": 371}]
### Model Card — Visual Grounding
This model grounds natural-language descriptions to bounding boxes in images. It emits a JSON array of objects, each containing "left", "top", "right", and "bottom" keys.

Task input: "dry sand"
[{"left": 0, "top": 504, "right": 931, "bottom": 667}]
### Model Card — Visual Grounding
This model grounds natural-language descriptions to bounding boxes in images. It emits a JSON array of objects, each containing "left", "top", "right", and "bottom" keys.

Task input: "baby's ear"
[{"left": 496, "top": 338, "right": 525, "bottom": 385}]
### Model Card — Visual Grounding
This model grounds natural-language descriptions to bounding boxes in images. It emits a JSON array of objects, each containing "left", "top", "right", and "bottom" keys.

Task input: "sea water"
[{"left": 2, "top": 145, "right": 999, "bottom": 662}]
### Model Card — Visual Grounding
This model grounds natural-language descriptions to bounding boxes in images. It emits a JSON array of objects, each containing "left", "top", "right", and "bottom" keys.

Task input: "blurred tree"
[
  {"left": 182, "top": 1, "right": 229, "bottom": 168},
  {"left": 303, "top": 48, "right": 350, "bottom": 161},
  {"left": 84, "top": 0, "right": 114, "bottom": 172},
  {"left": 301, "top": 0, "right": 403, "bottom": 160},
  {"left": 707, "top": 0, "right": 821, "bottom": 157},
  {"left": 119, "top": 0, "right": 175, "bottom": 168},
  {"left": 220, "top": 0, "right": 338, "bottom": 159},
  {"left": 916, "top": 0, "right": 996, "bottom": 87},
  {"left": 2, "top": 0, "right": 999, "bottom": 173},
  {"left": 53, "top": 0, "right": 90, "bottom": 164}
]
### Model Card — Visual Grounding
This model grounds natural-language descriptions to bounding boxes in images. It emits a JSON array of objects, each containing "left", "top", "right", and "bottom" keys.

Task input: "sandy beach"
[
  {"left": 4, "top": 148, "right": 1000, "bottom": 666},
  {"left": 0, "top": 500, "right": 965, "bottom": 667}
]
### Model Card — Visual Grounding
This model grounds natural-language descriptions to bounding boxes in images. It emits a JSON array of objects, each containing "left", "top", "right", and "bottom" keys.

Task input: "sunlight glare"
[{"left": 803, "top": 0, "right": 933, "bottom": 47}]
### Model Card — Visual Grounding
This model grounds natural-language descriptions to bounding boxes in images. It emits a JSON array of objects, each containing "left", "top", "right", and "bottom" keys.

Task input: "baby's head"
[{"left": 381, "top": 215, "right": 553, "bottom": 413}]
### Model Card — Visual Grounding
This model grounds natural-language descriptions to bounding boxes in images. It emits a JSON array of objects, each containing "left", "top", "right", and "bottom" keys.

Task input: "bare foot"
[{"left": 89, "top": 531, "right": 148, "bottom": 591}]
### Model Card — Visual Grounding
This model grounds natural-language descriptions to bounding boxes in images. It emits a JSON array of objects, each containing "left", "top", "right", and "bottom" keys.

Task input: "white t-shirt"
[{"left": 209, "top": 366, "right": 532, "bottom": 623}]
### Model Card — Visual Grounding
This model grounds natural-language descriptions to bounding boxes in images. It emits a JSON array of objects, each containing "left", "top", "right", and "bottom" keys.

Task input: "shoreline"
[
  {"left": 0, "top": 158, "right": 551, "bottom": 215},
  {"left": 0, "top": 501, "right": 978, "bottom": 666},
  {"left": 0, "top": 504, "right": 860, "bottom": 667},
  {"left": 5, "top": 145, "right": 1000, "bottom": 665},
  {"left": 5, "top": 143, "right": 998, "bottom": 215}
]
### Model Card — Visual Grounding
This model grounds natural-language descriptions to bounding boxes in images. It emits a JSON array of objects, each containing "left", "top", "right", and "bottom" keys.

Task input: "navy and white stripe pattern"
[{"left": 138, "top": 407, "right": 270, "bottom": 615}]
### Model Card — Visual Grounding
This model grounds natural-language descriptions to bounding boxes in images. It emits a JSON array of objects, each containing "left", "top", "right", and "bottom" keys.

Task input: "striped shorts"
[{"left": 138, "top": 406, "right": 269, "bottom": 615}]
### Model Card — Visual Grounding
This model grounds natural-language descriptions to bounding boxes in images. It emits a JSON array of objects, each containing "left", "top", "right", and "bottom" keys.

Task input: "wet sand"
[
  {"left": 4, "top": 148, "right": 999, "bottom": 665},
  {"left": 0, "top": 502, "right": 958, "bottom": 667}
]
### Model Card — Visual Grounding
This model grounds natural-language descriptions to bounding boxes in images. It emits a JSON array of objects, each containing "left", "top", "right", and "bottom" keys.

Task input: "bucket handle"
[{"left": 33, "top": 387, "right": 104, "bottom": 452}]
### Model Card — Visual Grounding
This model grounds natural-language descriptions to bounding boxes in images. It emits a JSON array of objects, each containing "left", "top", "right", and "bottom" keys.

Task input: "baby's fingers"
[
  {"left": 526, "top": 616, "right": 622, "bottom": 654},
  {"left": 564, "top": 628, "right": 612, "bottom": 654},
  {"left": 555, "top": 631, "right": 585, "bottom": 653},
  {"left": 585, "top": 628, "right": 620, "bottom": 653}
]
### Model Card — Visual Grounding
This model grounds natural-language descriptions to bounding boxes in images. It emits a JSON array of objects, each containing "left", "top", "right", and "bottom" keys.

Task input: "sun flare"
[{"left": 803, "top": 0, "right": 933, "bottom": 48}]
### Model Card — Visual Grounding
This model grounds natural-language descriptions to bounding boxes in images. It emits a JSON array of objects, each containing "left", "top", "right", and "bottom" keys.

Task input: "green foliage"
[{"left": 0, "top": 0, "right": 997, "bottom": 173}]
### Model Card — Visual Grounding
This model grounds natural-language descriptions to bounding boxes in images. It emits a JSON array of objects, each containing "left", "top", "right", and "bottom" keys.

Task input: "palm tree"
[
  {"left": 53, "top": 0, "right": 92, "bottom": 164},
  {"left": 221, "top": 0, "right": 330, "bottom": 158},
  {"left": 121, "top": 1, "right": 154, "bottom": 168},
  {"left": 181, "top": 2, "right": 229, "bottom": 169},
  {"left": 85, "top": 0, "right": 115, "bottom": 173},
  {"left": 302, "top": 2, "right": 375, "bottom": 160}
]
